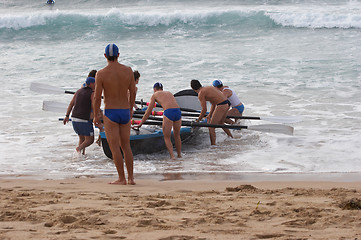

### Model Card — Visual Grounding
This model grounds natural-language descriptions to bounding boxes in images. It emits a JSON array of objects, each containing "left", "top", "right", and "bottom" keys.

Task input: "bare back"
[
  {"left": 152, "top": 91, "right": 179, "bottom": 110},
  {"left": 95, "top": 61, "right": 135, "bottom": 109},
  {"left": 198, "top": 86, "right": 227, "bottom": 105}
]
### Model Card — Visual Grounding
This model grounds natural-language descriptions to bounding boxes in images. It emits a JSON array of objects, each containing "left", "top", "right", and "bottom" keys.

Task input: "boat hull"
[{"left": 101, "top": 126, "right": 196, "bottom": 159}]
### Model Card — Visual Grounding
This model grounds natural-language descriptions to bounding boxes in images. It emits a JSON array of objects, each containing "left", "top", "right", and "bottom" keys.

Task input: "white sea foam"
[
  {"left": 0, "top": 0, "right": 361, "bottom": 179},
  {"left": 2, "top": 3, "right": 361, "bottom": 30}
]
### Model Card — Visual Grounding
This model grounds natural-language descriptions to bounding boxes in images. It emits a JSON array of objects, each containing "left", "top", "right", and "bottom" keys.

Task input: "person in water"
[
  {"left": 132, "top": 70, "right": 141, "bottom": 110},
  {"left": 85, "top": 70, "right": 104, "bottom": 146},
  {"left": 212, "top": 79, "right": 244, "bottom": 124},
  {"left": 190, "top": 79, "right": 233, "bottom": 145},
  {"left": 93, "top": 43, "right": 136, "bottom": 185},
  {"left": 63, "top": 76, "right": 95, "bottom": 155},
  {"left": 135, "top": 82, "right": 182, "bottom": 159}
]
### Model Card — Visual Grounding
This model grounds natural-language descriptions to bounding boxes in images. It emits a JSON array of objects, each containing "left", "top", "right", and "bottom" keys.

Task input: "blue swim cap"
[
  {"left": 153, "top": 82, "right": 163, "bottom": 89},
  {"left": 212, "top": 79, "right": 223, "bottom": 87},
  {"left": 105, "top": 44, "right": 119, "bottom": 57},
  {"left": 86, "top": 77, "right": 95, "bottom": 85}
]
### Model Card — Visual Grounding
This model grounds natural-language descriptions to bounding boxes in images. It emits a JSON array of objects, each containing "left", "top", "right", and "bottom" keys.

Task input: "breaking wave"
[{"left": 1, "top": 8, "right": 361, "bottom": 31}]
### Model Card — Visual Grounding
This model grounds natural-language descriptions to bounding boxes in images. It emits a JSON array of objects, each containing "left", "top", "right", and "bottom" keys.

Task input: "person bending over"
[
  {"left": 135, "top": 82, "right": 182, "bottom": 159},
  {"left": 212, "top": 79, "right": 244, "bottom": 124},
  {"left": 63, "top": 76, "right": 95, "bottom": 155},
  {"left": 190, "top": 79, "right": 232, "bottom": 145}
]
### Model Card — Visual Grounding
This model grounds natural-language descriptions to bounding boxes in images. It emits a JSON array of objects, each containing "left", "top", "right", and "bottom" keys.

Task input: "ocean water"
[{"left": 1, "top": 0, "right": 361, "bottom": 179}]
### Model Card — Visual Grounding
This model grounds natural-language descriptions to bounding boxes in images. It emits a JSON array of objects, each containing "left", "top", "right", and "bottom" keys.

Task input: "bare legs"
[
  {"left": 163, "top": 117, "right": 182, "bottom": 159},
  {"left": 209, "top": 104, "right": 231, "bottom": 145},
  {"left": 225, "top": 108, "right": 242, "bottom": 124},
  {"left": 103, "top": 116, "right": 135, "bottom": 185},
  {"left": 76, "top": 135, "right": 94, "bottom": 154}
]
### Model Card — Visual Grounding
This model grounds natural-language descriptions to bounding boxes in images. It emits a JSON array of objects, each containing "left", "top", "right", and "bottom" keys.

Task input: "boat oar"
[
  {"left": 31, "top": 82, "right": 161, "bottom": 106},
  {"left": 30, "top": 82, "right": 76, "bottom": 95},
  {"left": 179, "top": 112, "right": 302, "bottom": 124},
  {"left": 43, "top": 101, "right": 68, "bottom": 113},
  {"left": 132, "top": 119, "right": 294, "bottom": 136},
  {"left": 133, "top": 109, "right": 302, "bottom": 124},
  {"left": 32, "top": 83, "right": 199, "bottom": 111}
]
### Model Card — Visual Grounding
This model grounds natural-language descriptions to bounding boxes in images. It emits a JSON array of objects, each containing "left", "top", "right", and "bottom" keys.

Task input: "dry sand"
[{"left": 0, "top": 175, "right": 360, "bottom": 240}]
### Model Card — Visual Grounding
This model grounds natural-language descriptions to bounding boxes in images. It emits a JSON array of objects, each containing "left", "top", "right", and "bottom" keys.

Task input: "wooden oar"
[
  {"left": 132, "top": 110, "right": 302, "bottom": 124},
  {"left": 31, "top": 82, "right": 161, "bottom": 106},
  {"left": 178, "top": 111, "right": 302, "bottom": 124},
  {"left": 30, "top": 82, "right": 76, "bottom": 95},
  {"left": 42, "top": 101, "right": 301, "bottom": 125},
  {"left": 58, "top": 112, "right": 293, "bottom": 136},
  {"left": 132, "top": 119, "right": 294, "bottom": 136}
]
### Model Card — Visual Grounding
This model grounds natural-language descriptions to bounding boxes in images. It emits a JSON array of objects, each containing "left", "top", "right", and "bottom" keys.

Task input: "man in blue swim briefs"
[
  {"left": 190, "top": 79, "right": 233, "bottom": 145},
  {"left": 135, "top": 82, "right": 182, "bottom": 160},
  {"left": 93, "top": 43, "right": 136, "bottom": 185},
  {"left": 63, "top": 75, "right": 95, "bottom": 155},
  {"left": 212, "top": 79, "right": 245, "bottom": 124}
]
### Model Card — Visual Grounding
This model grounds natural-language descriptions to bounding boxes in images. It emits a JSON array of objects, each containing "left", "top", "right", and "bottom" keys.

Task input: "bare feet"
[
  {"left": 96, "top": 137, "right": 101, "bottom": 146},
  {"left": 128, "top": 178, "right": 136, "bottom": 185},
  {"left": 108, "top": 179, "right": 127, "bottom": 185},
  {"left": 76, "top": 146, "right": 81, "bottom": 153}
]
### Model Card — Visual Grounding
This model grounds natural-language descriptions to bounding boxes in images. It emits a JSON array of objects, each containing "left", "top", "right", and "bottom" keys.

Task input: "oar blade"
[
  {"left": 43, "top": 101, "right": 68, "bottom": 113},
  {"left": 248, "top": 124, "right": 294, "bottom": 135},
  {"left": 30, "top": 82, "right": 66, "bottom": 94},
  {"left": 260, "top": 116, "right": 303, "bottom": 124}
]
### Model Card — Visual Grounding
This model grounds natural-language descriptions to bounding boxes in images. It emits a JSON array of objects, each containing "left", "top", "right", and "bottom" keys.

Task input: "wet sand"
[{"left": 0, "top": 175, "right": 360, "bottom": 240}]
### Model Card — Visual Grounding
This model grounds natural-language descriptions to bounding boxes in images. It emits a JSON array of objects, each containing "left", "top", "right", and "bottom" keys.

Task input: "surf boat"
[
  {"left": 100, "top": 123, "right": 197, "bottom": 159},
  {"left": 33, "top": 83, "right": 296, "bottom": 158},
  {"left": 100, "top": 89, "right": 203, "bottom": 159}
]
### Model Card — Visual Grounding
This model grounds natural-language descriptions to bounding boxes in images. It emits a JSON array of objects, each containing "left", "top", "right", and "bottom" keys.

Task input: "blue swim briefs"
[
  {"left": 163, "top": 108, "right": 182, "bottom": 121},
  {"left": 72, "top": 121, "right": 94, "bottom": 136},
  {"left": 104, "top": 109, "right": 131, "bottom": 124},
  {"left": 233, "top": 104, "right": 244, "bottom": 114}
]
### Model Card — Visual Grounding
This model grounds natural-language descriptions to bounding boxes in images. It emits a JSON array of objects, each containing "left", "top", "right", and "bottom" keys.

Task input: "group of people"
[{"left": 63, "top": 43, "right": 244, "bottom": 185}]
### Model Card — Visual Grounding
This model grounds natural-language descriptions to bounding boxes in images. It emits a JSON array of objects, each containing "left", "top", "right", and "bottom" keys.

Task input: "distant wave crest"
[
  {"left": 1, "top": 9, "right": 361, "bottom": 31},
  {"left": 267, "top": 12, "right": 361, "bottom": 29}
]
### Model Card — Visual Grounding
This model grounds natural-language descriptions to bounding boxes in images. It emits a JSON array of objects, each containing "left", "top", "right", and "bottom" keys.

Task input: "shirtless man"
[
  {"left": 190, "top": 79, "right": 232, "bottom": 145},
  {"left": 93, "top": 43, "right": 136, "bottom": 185},
  {"left": 212, "top": 79, "right": 244, "bottom": 124},
  {"left": 135, "top": 82, "right": 182, "bottom": 159}
]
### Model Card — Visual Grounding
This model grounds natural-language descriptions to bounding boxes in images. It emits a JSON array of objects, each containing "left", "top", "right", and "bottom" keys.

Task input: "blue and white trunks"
[
  {"left": 163, "top": 108, "right": 182, "bottom": 121},
  {"left": 233, "top": 104, "right": 244, "bottom": 114},
  {"left": 72, "top": 118, "right": 94, "bottom": 136},
  {"left": 104, "top": 109, "right": 131, "bottom": 124}
]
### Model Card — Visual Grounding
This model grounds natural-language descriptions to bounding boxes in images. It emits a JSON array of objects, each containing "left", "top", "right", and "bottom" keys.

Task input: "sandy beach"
[{"left": 0, "top": 175, "right": 360, "bottom": 240}]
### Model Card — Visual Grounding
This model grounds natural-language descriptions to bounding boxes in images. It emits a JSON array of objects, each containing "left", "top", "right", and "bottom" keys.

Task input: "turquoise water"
[{"left": 0, "top": 0, "right": 360, "bottom": 179}]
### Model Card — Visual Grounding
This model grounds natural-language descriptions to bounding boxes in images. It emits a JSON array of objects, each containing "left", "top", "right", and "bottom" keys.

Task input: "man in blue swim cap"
[
  {"left": 212, "top": 79, "right": 244, "bottom": 124},
  {"left": 93, "top": 43, "right": 136, "bottom": 185},
  {"left": 135, "top": 82, "right": 182, "bottom": 160},
  {"left": 63, "top": 70, "right": 97, "bottom": 156}
]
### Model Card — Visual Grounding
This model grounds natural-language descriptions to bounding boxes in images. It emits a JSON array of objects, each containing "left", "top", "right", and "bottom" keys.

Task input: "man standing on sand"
[
  {"left": 93, "top": 43, "right": 136, "bottom": 185},
  {"left": 63, "top": 76, "right": 95, "bottom": 156},
  {"left": 190, "top": 79, "right": 233, "bottom": 145},
  {"left": 135, "top": 82, "right": 182, "bottom": 160}
]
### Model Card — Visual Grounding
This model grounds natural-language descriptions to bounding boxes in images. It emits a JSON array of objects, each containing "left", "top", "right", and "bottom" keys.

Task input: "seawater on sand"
[{"left": 0, "top": 0, "right": 361, "bottom": 178}]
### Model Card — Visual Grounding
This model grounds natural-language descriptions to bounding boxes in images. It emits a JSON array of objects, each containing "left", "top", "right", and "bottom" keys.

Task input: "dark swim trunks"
[
  {"left": 217, "top": 100, "right": 231, "bottom": 106},
  {"left": 163, "top": 108, "right": 182, "bottom": 121},
  {"left": 104, "top": 109, "right": 130, "bottom": 124},
  {"left": 72, "top": 120, "right": 94, "bottom": 136}
]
